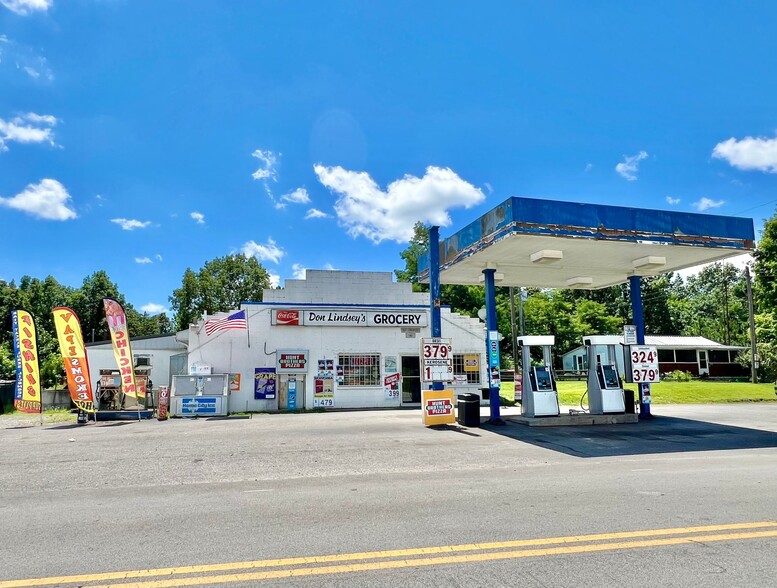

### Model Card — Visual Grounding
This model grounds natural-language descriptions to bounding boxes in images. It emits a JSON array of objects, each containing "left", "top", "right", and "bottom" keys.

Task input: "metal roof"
[
  {"left": 564, "top": 336, "right": 748, "bottom": 355},
  {"left": 418, "top": 197, "right": 755, "bottom": 289}
]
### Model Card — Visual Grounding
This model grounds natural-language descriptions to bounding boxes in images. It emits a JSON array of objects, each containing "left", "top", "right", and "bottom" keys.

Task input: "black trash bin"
[
  {"left": 624, "top": 389, "right": 635, "bottom": 414},
  {"left": 457, "top": 393, "right": 481, "bottom": 427}
]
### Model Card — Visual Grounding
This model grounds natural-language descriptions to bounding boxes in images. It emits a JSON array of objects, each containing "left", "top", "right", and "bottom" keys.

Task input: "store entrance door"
[
  {"left": 401, "top": 356, "right": 421, "bottom": 405},
  {"left": 278, "top": 374, "right": 305, "bottom": 410}
]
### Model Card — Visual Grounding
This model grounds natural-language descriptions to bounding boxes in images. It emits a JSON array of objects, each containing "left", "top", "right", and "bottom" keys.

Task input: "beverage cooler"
[{"left": 170, "top": 374, "right": 229, "bottom": 417}]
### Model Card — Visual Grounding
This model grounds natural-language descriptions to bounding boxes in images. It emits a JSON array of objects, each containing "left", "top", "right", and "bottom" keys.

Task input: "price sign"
[
  {"left": 421, "top": 338, "right": 453, "bottom": 382},
  {"left": 630, "top": 345, "right": 660, "bottom": 383}
]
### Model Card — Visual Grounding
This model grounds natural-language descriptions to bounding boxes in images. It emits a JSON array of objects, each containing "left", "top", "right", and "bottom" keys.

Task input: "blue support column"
[
  {"left": 429, "top": 227, "right": 444, "bottom": 391},
  {"left": 483, "top": 269, "right": 504, "bottom": 424},
  {"left": 629, "top": 275, "right": 652, "bottom": 417}
]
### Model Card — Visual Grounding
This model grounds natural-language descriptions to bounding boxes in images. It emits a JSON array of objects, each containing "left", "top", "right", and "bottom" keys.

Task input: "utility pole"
[
  {"left": 745, "top": 266, "right": 758, "bottom": 384},
  {"left": 509, "top": 287, "right": 519, "bottom": 371}
]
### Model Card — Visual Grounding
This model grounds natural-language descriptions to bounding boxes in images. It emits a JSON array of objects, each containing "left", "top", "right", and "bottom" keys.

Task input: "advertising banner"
[
  {"left": 272, "top": 309, "right": 427, "bottom": 327},
  {"left": 277, "top": 349, "right": 308, "bottom": 373},
  {"left": 157, "top": 386, "right": 170, "bottom": 420},
  {"left": 11, "top": 309, "right": 41, "bottom": 413},
  {"left": 254, "top": 368, "right": 277, "bottom": 399},
  {"left": 314, "top": 376, "right": 334, "bottom": 407},
  {"left": 421, "top": 389, "right": 455, "bottom": 426},
  {"left": 103, "top": 298, "right": 139, "bottom": 398},
  {"left": 52, "top": 307, "right": 95, "bottom": 413}
]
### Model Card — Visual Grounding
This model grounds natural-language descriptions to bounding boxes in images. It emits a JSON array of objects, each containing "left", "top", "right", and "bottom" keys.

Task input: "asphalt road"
[{"left": 1, "top": 404, "right": 777, "bottom": 587}]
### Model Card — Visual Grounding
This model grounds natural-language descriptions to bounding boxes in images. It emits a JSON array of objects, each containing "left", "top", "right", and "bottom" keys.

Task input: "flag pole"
[{"left": 245, "top": 307, "right": 251, "bottom": 348}]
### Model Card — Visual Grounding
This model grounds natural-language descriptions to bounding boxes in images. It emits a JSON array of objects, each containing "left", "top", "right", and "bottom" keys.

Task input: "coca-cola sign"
[{"left": 273, "top": 310, "right": 300, "bottom": 326}]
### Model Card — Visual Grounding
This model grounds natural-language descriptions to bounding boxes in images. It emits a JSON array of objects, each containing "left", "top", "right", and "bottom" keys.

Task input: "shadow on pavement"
[
  {"left": 481, "top": 415, "right": 777, "bottom": 457},
  {"left": 428, "top": 424, "right": 482, "bottom": 437}
]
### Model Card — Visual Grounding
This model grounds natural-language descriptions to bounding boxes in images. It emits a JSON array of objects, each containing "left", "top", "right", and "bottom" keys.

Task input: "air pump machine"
[
  {"left": 583, "top": 335, "right": 625, "bottom": 414},
  {"left": 517, "top": 335, "right": 560, "bottom": 417}
]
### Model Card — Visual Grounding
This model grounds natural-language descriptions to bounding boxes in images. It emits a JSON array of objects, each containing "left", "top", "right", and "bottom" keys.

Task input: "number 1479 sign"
[{"left": 631, "top": 345, "right": 660, "bottom": 383}]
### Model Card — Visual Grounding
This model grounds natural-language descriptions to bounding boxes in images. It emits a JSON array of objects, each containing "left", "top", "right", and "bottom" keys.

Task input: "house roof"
[{"left": 563, "top": 335, "right": 748, "bottom": 355}]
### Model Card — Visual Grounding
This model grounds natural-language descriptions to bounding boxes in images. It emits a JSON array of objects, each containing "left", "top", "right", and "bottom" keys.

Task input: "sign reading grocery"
[
  {"left": 272, "top": 309, "right": 427, "bottom": 327},
  {"left": 277, "top": 349, "right": 309, "bottom": 373}
]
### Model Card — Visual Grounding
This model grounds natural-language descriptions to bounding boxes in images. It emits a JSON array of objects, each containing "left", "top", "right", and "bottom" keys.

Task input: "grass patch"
[{"left": 500, "top": 380, "right": 777, "bottom": 405}]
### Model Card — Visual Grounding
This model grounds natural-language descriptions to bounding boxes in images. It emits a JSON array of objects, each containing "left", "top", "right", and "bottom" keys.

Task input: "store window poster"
[{"left": 255, "top": 368, "right": 277, "bottom": 399}]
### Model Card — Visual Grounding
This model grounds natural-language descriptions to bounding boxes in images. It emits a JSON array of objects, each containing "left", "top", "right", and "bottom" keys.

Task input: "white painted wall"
[{"left": 185, "top": 271, "right": 488, "bottom": 412}]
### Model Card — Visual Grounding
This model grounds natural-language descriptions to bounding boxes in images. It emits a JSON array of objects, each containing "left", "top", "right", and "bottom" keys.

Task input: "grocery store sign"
[{"left": 272, "top": 309, "right": 427, "bottom": 327}]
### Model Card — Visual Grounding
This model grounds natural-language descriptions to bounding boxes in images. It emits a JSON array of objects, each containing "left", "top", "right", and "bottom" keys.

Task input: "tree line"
[{"left": 2, "top": 211, "right": 776, "bottom": 387}]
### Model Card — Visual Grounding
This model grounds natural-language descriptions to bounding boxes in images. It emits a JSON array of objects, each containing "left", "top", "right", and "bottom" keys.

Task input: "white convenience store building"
[{"left": 179, "top": 270, "right": 488, "bottom": 412}]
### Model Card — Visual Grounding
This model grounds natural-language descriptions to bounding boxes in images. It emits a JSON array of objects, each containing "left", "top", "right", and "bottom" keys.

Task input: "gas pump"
[
  {"left": 517, "top": 335, "right": 559, "bottom": 417},
  {"left": 583, "top": 335, "right": 625, "bottom": 414}
]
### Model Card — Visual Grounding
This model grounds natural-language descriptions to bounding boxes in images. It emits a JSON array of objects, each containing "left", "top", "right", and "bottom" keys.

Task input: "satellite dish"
[{"left": 477, "top": 307, "right": 487, "bottom": 321}]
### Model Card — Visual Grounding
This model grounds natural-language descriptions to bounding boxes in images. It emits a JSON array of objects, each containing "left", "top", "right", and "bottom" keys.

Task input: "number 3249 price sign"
[{"left": 631, "top": 345, "right": 660, "bottom": 383}]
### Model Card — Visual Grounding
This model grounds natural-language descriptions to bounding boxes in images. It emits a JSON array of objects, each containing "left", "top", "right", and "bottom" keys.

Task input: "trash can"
[
  {"left": 457, "top": 393, "right": 481, "bottom": 427},
  {"left": 624, "top": 389, "right": 635, "bottom": 414}
]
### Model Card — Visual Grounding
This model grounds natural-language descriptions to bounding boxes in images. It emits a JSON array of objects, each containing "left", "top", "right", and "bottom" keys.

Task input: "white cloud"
[
  {"left": 0, "top": 178, "right": 76, "bottom": 220},
  {"left": 135, "top": 257, "right": 153, "bottom": 264},
  {"left": 0, "top": 0, "right": 53, "bottom": 15},
  {"left": 190, "top": 211, "right": 205, "bottom": 224},
  {"left": 584, "top": 163, "right": 593, "bottom": 172},
  {"left": 241, "top": 238, "right": 285, "bottom": 264},
  {"left": 305, "top": 208, "right": 328, "bottom": 220},
  {"left": 615, "top": 150, "right": 648, "bottom": 181},
  {"left": 292, "top": 263, "right": 306, "bottom": 279},
  {"left": 483, "top": 182, "right": 494, "bottom": 194},
  {"left": 251, "top": 149, "right": 279, "bottom": 181},
  {"left": 0, "top": 112, "right": 58, "bottom": 151},
  {"left": 712, "top": 135, "right": 777, "bottom": 174},
  {"left": 693, "top": 197, "right": 725, "bottom": 212},
  {"left": 323, "top": 263, "right": 336, "bottom": 271},
  {"left": 155, "top": 254, "right": 163, "bottom": 261},
  {"left": 268, "top": 273, "right": 280, "bottom": 288},
  {"left": 111, "top": 218, "right": 151, "bottom": 230},
  {"left": 140, "top": 303, "right": 168, "bottom": 315},
  {"left": 314, "top": 165, "right": 485, "bottom": 243},
  {"left": 666, "top": 196, "right": 680, "bottom": 205},
  {"left": 251, "top": 149, "right": 281, "bottom": 203},
  {"left": 280, "top": 187, "right": 310, "bottom": 205}
]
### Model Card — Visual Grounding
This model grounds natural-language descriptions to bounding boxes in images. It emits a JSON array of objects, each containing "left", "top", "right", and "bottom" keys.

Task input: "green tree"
[
  {"left": 394, "top": 221, "right": 430, "bottom": 292},
  {"left": 754, "top": 208, "right": 777, "bottom": 311},
  {"left": 169, "top": 254, "right": 272, "bottom": 330}
]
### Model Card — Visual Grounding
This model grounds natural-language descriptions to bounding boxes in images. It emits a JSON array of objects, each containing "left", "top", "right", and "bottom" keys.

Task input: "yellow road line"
[
  {"left": 1, "top": 521, "right": 775, "bottom": 588},
  {"left": 86, "top": 529, "right": 777, "bottom": 588}
]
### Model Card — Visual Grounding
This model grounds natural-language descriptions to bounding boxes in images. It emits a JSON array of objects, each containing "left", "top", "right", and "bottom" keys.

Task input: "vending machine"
[
  {"left": 170, "top": 373, "right": 229, "bottom": 417},
  {"left": 583, "top": 335, "right": 625, "bottom": 414},
  {"left": 517, "top": 335, "right": 560, "bottom": 417}
]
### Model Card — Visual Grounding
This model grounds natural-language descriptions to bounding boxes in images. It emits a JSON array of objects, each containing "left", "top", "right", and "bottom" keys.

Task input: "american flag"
[{"left": 205, "top": 310, "right": 247, "bottom": 336}]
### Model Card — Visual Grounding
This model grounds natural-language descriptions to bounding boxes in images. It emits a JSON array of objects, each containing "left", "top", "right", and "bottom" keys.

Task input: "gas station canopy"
[{"left": 418, "top": 197, "right": 756, "bottom": 289}]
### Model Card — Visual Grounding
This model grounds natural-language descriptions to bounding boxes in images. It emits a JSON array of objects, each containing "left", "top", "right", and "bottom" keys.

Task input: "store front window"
[
  {"left": 453, "top": 354, "right": 481, "bottom": 384},
  {"left": 338, "top": 354, "right": 381, "bottom": 386}
]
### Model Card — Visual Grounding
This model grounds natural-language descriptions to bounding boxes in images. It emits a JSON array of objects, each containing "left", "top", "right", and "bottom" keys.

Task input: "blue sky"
[{"left": 1, "top": 1, "right": 776, "bottom": 315}]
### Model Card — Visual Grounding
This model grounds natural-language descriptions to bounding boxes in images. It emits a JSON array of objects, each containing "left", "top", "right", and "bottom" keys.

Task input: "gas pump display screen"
[
  {"left": 600, "top": 365, "right": 619, "bottom": 389},
  {"left": 533, "top": 367, "right": 553, "bottom": 390}
]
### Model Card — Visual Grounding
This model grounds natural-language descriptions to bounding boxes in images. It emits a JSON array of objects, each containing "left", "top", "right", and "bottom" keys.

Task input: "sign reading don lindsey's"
[{"left": 272, "top": 309, "right": 427, "bottom": 327}]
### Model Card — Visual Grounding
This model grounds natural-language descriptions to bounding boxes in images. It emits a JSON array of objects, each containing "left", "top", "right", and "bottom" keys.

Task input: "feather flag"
[
  {"left": 53, "top": 307, "right": 96, "bottom": 413},
  {"left": 11, "top": 309, "right": 42, "bottom": 414},
  {"left": 103, "top": 298, "right": 139, "bottom": 398}
]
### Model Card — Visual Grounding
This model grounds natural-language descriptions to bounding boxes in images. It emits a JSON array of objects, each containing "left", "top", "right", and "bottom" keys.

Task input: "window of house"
[
  {"left": 453, "top": 354, "right": 481, "bottom": 384},
  {"left": 134, "top": 355, "right": 151, "bottom": 367},
  {"left": 674, "top": 349, "right": 697, "bottom": 363},
  {"left": 657, "top": 349, "right": 674, "bottom": 363},
  {"left": 709, "top": 350, "right": 730, "bottom": 363},
  {"left": 338, "top": 354, "right": 381, "bottom": 386}
]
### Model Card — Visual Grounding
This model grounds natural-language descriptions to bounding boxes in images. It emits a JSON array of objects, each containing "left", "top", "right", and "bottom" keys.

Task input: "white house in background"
[
  {"left": 179, "top": 270, "right": 489, "bottom": 412},
  {"left": 85, "top": 333, "right": 188, "bottom": 399},
  {"left": 562, "top": 335, "right": 748, "bottom": 378}
]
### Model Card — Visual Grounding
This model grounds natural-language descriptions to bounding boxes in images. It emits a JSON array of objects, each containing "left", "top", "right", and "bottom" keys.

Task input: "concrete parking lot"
[{"left": 2, "top": 403, "right": 777, "bottom": 587}]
